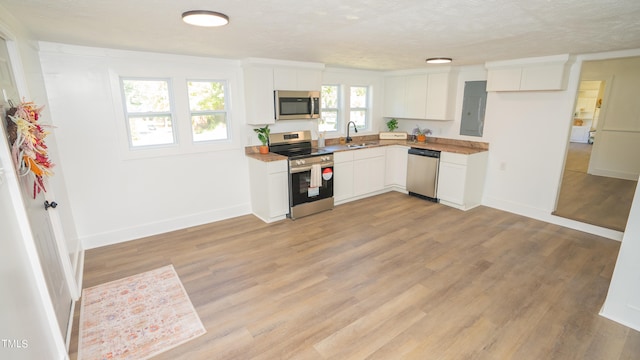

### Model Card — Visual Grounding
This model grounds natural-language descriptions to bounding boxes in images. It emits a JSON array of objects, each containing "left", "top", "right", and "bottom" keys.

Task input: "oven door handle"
[{"left": 290, "top": 162, "right": 334, "bottom": 174}]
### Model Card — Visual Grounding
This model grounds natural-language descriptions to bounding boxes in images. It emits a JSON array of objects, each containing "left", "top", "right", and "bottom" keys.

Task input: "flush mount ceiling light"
[
  {"left": 182, "top": 10, "right": 229, "bottom": 27},
  {"left": 426, "top": 57, "right": 452, "bottom": 64}
]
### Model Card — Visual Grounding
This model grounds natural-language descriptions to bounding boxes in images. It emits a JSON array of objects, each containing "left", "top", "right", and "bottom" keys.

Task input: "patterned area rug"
[{"left": 78, "top": 265, "right": 206, "bottom": 360}]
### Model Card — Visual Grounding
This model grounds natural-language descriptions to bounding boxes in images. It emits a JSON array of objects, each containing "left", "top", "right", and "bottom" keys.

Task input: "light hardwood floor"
[
  {"left": 69, "top": 192, "right": 640, "bottom": 359},
  {"left": 554, "top": 142, "right": 637, "bottom": 231}
]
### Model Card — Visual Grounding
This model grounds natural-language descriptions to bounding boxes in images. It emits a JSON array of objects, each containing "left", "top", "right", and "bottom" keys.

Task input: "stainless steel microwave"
[{"left": 274, "top": 90, "right": 320, "bottom": 120}]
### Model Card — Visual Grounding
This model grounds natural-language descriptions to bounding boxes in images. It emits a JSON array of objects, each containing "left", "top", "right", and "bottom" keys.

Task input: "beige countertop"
[{"left": 246, "top": 135, "right": 489, "bottom": 161}]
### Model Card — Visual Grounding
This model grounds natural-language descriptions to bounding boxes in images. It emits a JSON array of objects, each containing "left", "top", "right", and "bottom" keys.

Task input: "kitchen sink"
[{"left": 346, "top": 142, "right": 377, "bottom": 149}]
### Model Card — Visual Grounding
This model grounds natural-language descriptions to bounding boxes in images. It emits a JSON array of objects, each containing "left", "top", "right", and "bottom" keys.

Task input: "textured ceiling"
[{"left": 2, "top": 0, "right": 640, "bottom": 70}]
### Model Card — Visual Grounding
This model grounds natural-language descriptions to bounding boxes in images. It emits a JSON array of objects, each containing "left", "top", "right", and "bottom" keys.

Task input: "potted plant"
[
  {"left": 413, "top": 125, "right": 432, "bottom": 143},
  {"left": 386, "top": 118, "right": 398, "bottom": 132},
  {"left": 254, "top": 125, "right": 270, "bottom": 154}
]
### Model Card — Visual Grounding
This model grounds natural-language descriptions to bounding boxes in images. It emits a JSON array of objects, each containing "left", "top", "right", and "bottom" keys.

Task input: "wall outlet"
[{"left": 500, "top": 162, "right": 507, "bottom": 171}]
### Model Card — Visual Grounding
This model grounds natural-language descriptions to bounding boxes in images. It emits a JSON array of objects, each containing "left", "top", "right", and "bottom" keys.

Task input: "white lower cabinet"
[
  {"left": 437, "top": 151, "right": 488, "bottom": 210},
  {"left": 334, "top": 147, "right": 386, "bottom": 204},
  {"left": 353, "top": 148, "right": 386, "bottom": 197},
  {"left": 385, "top": 145, "right": 409, "bottom": 191},
  {"left": 248, "top": 158, "right": 289, "bottom": 222},
  {"left": 334, "top": 151, "right": 354, "bottom": 203},
  {"left": 438, "top": 160, "right": 467, "bottom": 206}
]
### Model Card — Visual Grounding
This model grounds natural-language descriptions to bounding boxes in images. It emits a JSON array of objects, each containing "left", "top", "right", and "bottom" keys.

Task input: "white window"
[
  {"left": 121, "top": 78, "right": 176, "bottom": 147},
  {"left": 349, "top": 86, "right": 369, "bottom": 130},
  {"left": 187, "top": 80, "right": 229, "bottom": 142},
  {"left": 320, "top": 85, "right": 339, "bottom": 132}
]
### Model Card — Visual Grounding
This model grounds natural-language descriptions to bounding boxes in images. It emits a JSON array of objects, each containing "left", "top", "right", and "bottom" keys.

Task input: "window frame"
[
  {"left": 120, "top": 77, "right": 177, "bottom": 149},
  {"left": 320, "top": 84, "right": 341, "bottom": 133},
  {"left": 348, "top": 85, "right": 371, "bottom": 131},
  {"left": 186, "top": 79, "right": 230, "bottom": 144}
]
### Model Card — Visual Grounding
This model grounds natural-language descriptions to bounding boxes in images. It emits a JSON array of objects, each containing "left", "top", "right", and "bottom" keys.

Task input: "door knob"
[{"left": 44, "top": 200, "right": 58, "bottom": 210}]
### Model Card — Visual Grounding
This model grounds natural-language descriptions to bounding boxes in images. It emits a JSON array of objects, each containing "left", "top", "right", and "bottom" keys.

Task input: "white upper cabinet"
[
  {"left": 425, "top": 72, "right": 451, "bottom": 120},
  {"left": 405, "top": 74, "right": 428, "bottom": 119},
  {"left": 486, "top": 67, "right": 522, "bottom": 92},
  {"left": 273, "top": 67, "right": 322, "bottom": 91},
  {"left": 383, "top": 70, "right": 456, "bottom": 121},
  {"left": 383, "top": 75, "right": 406, "bottom": 118},
  {"left": 243, "top": 59, "right": 324, "bottom": 125},
  {"left": 485, "top": 55, "right": 570, "bottom": 92},
  {"left": 244, "top": 65, "right": 276, "bottom": 125},
  {"left": 520, "top": 63, "right": 567, "bottom": 91}
]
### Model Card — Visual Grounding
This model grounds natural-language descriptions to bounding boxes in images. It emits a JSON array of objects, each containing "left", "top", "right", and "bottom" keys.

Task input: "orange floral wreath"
[{"left": 8, "top": 100, "right": 54, "bottom": 198}]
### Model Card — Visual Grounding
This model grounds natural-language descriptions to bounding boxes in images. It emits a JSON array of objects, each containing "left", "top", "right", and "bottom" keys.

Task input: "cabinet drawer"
[
  {"left": 353, "top": 147, "right": 386, "bottom": 160},
  {"left": 267, "top": 160, "right": 287, "bottom": 174},
  {"left": 334, "top": 151, "right": 354, "bottom": 163},
  {"left": 440, "top": 152, "right": 468, "bottom": 165}
]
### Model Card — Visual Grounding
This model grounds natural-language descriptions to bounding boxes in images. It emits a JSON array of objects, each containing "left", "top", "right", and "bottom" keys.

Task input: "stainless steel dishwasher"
[{"left": 406, "top": 148, "right": 440, "bottom": 202}]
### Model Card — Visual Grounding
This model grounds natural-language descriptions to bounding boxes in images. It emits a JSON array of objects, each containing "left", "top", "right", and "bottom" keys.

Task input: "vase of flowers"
[{"left": 413, "top": 125, "right": 432, "bottom": 143}]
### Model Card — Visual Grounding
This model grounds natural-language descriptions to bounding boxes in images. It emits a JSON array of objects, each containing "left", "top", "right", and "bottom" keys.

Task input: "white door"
[{"left": 0, "top": 37, "right": 73, "bottom": 341}]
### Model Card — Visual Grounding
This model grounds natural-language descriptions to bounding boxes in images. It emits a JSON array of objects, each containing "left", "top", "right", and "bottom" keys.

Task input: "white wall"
[
  {"left": 581, "top": 57, "right": 640, "bottom": 180},
  {"left": 38, "top": 43, "right": 252, "bottom": 249},
  {"left": 601, "top": 176, "right": 640, "bottom": 331},
  {"left": 482, "top": 89, "right": 574, "bottom": 217}
]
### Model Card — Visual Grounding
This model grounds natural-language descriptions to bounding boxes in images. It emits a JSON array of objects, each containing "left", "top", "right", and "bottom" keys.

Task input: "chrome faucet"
[{"left": 346, "top": 121, "right": 358, "bottom": 143}]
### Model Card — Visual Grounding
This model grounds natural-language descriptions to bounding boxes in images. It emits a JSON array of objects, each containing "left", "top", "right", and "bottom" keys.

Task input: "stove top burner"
[
  {"left": 271, "top": 147, "right": 332, "bottom": 159},
  {"left": 268, "top": 130, "right": 332, "bottom": 159}
]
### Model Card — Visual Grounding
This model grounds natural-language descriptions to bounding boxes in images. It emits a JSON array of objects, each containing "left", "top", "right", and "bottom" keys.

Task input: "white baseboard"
[
  {"left": 588, "top": 168, "right": 639, "bottom": 181},
  {"left": 335, "top": 188, "right": 395, "bottom": 206},
  {"left": 81, "top": 204, "right": 251, "bottom": 249},
  {"left": 252, "top": 213, "right": 287, "bottom": 223},
  {"left": 483, "top": 196, "right": 624, "bottom": 241},
  {"left": 599, "top": 309, "right": 640, "bottom": 333}
]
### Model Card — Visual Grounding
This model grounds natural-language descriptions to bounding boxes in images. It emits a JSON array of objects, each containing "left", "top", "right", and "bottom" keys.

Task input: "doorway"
[
  {"left": 554, "top": 57, "right": 640, "bottom": 231},
  {"left": 554, "top": 142, "right": 635, "bottom": 231}
]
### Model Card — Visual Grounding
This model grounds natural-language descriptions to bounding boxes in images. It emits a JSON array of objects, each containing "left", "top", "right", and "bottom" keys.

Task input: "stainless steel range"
[{"left": 269, "top": 131, "right": 334, "bottom": 219}]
